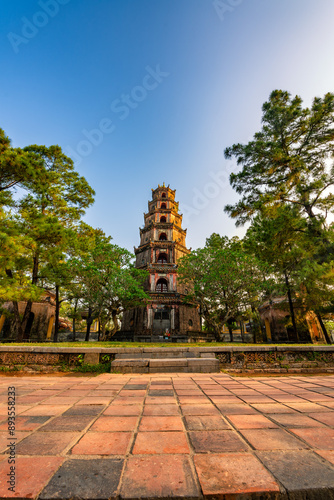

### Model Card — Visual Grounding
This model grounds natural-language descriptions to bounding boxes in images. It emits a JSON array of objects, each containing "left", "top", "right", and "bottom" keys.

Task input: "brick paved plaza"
[{"left": 1, "top": 373, "right": 334, "bottom": 498}]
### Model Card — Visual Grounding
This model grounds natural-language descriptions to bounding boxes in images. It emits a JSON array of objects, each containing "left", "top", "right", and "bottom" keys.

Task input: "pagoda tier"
[{"left": 121, "top": 184, "right": 200, "bottom": 337}]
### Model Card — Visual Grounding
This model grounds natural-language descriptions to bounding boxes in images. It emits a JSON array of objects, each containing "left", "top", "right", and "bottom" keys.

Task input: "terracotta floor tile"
[
  {"left": 15, "top": 432, "right": 79, "bottom": 455},
  {"left": 308, "top": 412, "right": 334, "bottom": 426},
  {"left": 181, "top": 404, "right": 220, "bottom": 416},
  {"left": 71, "top": 432, "right": 132, "bottom": 455},
  {"left": 0, "top": 415, "right": 51, "bottom": 431},
  {"left": 178, "top": 396, "right": 210, "bottom": 404},
  {"left": 217, "top": 403, "right": 258, "bottom": 415},
  {"left": 257, "top": 450, "right": 334, "bottom": 494},
  {"left": 251, "top": 403, "right": 296, "bottom": 414},
  {"left": 63, "top": 405, "right": 105, "bottom": 416},
  {"left": 132, "top": 431, "right": 189, "bottom": 454},
  {"left": 15, "top": 395, "right": 49, "bottom": 404},
  {"left": 189, "top": 430, "right": 248, "bottom": 453},
  {"left": 89, "top": 391, "right": 119, "bottom": 397},
  {"left": 272, "top": 395, "right": 306, "bottom": 403},
  {"left": 103, "top": 404, "right": 142, "bottom": 416},
  {"left": 112, "top": 397, "right": 145, "bottom": 405},
  {"left": 143, "top": 404, "right": 179, "bottom": 416},
  {"left": 195, "top": 453, "right": 280, "bottom": 497},
  {"left": 118, "top": 390, "right": 146, "bottom": 397},
  {"left": 120, "top": 455, "right": 200, "bottom": 499},
  {"left": 145, "top": 396, "right": 176, "bottom": 405},
  {"left": 240, "top": 396, "right": 275, "bottom": 404},
  {"left": 300, "top": 394, "right": 334, "bottom": 402},
  {"left": 185, "top": 415, "right": 231, "bottom": 431},
  {"left": 60, "top": 390, "right": 91, "bottom": 397},
  {"left": 139, "top": 416, "right": 183, "bottom": 431},
  {"left": 40, "top": 415, "right": 95, "bottom": 432},
  {"left": 20, "top": 404, "right": 71, "bottom": 416},
  {"left": 39, "top": 458, "right": 123, "bottom": 500},
  {"left": 91, "top": 416, "right": 138, "bottom": 431},
  {"left": 148, "top": 390, "right": 174, "bottom": 397},
  {"left": 228, "top": 414, "right": 278, "bottom": 429},
  {"left": 31, "top": 390, "right": 63, "bottom": 396},
  {"left": 316, "top": 449, "right": 334, "bottom": 465},
  {"left": 209, "top": 396, "right": 242, "bottom": 404},
  {"left": 203, "top": 390, "right": 232, "bottom": 395},
  {"left": 285, "top": 402, "right": 332, "bottom": 413},
  {"left": 77, "top": 397, "right": 112, "bottom": 405},
  {"left": 240, "top": 428, "right": 308, "bottom": 450},
  {"left": 0, "top": 456, "right": 64, "bottom": 498},
  {"left": 290, "top": 427, "right": 334, "bottom": 449},
  {"left": 0, "top": 431, "right": 31, "bottom": 452},
  {"left": 148, "top": 384, "right": 173, "bottom": 390},
  {"left": 175, "top": 390, "right": 204, "bottom": 396},
  {"left": 43, "top": 397, "right": 81, "bottom": 405},
  {"left": 270, "top": 413, "right": 325, "bottom": 428},
  {"left": 320, "top": 401, "right": 334, "bottom": 409}
]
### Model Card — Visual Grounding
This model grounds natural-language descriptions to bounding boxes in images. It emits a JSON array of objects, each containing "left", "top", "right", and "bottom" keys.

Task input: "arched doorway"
[{"left": 152, "top": 307, "right": 171, "bottom": 333}]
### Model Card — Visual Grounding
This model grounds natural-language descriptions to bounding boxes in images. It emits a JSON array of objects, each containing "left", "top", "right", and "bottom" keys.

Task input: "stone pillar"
[
  {"left": 148, "top": 308, "right": 153, "bottom": 328},
  {"left": 171, "top": 308, "right": 175, "bottom": 330},
  {"left": 169, "top": 274, "right": 174, "bottom": 291}
]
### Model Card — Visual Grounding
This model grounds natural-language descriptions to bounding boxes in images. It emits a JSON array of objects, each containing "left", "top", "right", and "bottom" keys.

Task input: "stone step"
[
  {"left": 114, "top": 351, "right": 216, "bottom": 359},
  {"left": 111, "top": 357, "right": 219, "bottom": 373}
]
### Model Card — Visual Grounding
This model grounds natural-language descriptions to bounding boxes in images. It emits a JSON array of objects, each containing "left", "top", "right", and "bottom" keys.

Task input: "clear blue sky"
[{"left": 2, "top": 0, "right": 334, "bottom": 251}]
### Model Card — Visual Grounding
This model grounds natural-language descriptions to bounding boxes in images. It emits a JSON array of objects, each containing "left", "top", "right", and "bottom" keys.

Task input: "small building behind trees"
[{"left": 0, "top": 290, "right": 56, "bottom": 341}]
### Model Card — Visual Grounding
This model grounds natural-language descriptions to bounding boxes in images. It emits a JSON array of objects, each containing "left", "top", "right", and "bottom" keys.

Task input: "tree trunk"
[
  {"left": 72, "top": 317, "right": 76, "bottom": 341},
  {"left": 285, "top": 272, "right": 299, "bottom": 343},
  {"left": 85, "top": 307, "right": 93, "bottom": 342},
  {"left": 240, "top": 321, "right": 245, "bottom": 342},
  {"left": 5, "top": 270, "right": 24, "bottom": 341},
  {"left": 13, "top": 300, "right": 24, "bottom": 342},
  {"left": 72, "top": 299, "right": 78, "bottom": 342},
  {"left": 316, "top": 312, "right": 332, "bottom": 345},
  {"left": 111, "top": 311, "right": 119, "bottom": 335},
  {"left": 21, "top": 253, "right": 39, "bottom": 335},
  {"left": 53, "top": 285, "right": 60, "bottom": 343},
  {"left": 98, "top": 314, "right": 101, "bottom": 341}
]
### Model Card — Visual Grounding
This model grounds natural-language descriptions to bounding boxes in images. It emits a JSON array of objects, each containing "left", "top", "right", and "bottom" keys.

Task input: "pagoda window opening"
[
  {"left": 159, "top": 233, "right": 167, "bottom": 241},
  {"left": 160, "top": 216, "right": 166, "bottom": 223},
  {"left": 162, "top": 193, "right": 166, "bottom": 198},
  {"left": 161, "top": 203, "right": 167, "bottom": 209},
  {"left": 157, "top": 252, "right": 168, "bottom": 264},
  {"left": 156, "top": 278, "right": 168, "bottom": 293}
]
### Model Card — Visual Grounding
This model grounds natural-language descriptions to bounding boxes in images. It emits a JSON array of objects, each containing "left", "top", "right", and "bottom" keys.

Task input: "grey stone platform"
[{"left": 111, "top": 350, "right": 219, "bottom": 373}]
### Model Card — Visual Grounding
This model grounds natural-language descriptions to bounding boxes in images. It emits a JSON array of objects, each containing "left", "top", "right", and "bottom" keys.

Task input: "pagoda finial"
[{"left": 163, "top": 182, "right": 165, "bottom": 187}]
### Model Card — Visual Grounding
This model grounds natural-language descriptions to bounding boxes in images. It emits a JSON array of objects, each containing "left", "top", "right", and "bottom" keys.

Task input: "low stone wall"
[{"left": 1, "top": 345, "right": 334, "bottom": 373}]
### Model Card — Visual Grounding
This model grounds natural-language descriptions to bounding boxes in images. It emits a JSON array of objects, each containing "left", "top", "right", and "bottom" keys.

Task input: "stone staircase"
[{"left": 110, "top": 348, "right": 219, "bottom": 373}]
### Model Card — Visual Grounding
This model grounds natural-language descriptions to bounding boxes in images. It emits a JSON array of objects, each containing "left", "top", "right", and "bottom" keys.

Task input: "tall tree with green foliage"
[
  {"left": 225, "top": 90, "right": 334, "bottom": 239},
  {"left": 70, "top": 228, "right": 149, "bottom": 341},
  {"left": 1, "top": 143, "right": 95, "bottom": 340},
  {"left": 178, "top": 235, "right": 264, "bottom": 341},
  {"left": 225, "top": 90, "right": 334, "bottom": 341},
  {"left": 0, "top": 128, "right": 43, "bottom": 207}
]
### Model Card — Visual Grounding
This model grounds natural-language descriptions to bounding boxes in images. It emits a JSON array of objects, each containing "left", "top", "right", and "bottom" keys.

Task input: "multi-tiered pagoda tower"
[{"left": 122, "top": 184, "right": 200, "bottom": 339}]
